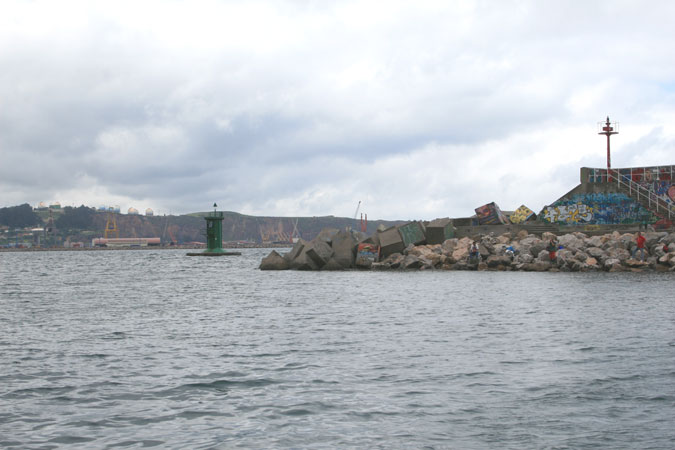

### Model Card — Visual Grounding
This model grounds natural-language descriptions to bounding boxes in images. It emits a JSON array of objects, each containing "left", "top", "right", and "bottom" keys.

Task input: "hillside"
[{"left": 14, "top": 207, "right": 405, "bottom": 245}]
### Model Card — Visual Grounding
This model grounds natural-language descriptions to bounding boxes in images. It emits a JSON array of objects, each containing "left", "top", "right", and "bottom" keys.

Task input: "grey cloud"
[{"left": 3, "top": 1, "right": 675, "bottom": 219}]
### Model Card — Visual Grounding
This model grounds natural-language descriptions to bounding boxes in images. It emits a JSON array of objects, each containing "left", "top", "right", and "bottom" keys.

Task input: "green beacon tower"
[
  {"left": 187, "top": 203, "right": 241, "bottom": 256},
  {"left": 205, "top": 203, "right": 225, "bottom": 253}
]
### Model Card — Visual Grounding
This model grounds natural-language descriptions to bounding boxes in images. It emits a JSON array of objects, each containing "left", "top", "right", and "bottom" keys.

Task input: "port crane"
[
  {"left": 351, "top": 201, "right": 361, "bottom": 230},
  {"left": 351, "top": 201, "right": 367, "bottom": 232},
  {"left": 104, "top": 207, "right": 119, "bottom": 239}
]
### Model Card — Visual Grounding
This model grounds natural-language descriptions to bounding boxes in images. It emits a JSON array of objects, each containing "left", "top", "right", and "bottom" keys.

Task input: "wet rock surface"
[{"left": 260, "top": 223, "right": 675, "bottom": 272}]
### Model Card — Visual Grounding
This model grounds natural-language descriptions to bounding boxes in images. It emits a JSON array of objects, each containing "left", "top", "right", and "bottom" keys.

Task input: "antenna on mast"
[{"left": 598, "top": 116, "right": 619, "bottom": 170}]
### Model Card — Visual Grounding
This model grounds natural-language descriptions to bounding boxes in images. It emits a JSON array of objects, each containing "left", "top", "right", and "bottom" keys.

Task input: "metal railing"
[
  {"left": 607, "top": 169, "right": 674, "bottom": 220},
  {"left": 588, "top": 165, "right": 674, "bottom": 184},
  {"left": 586, "top": 165, "right": 675, "bottom": 220}
]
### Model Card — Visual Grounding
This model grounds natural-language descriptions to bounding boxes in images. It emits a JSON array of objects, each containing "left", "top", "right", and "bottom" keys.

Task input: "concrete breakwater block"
[
  {"left": 398, "top": 221, "right": 426, "bottom": 247},
  {"left": 305, "top": 240, "right": 334, "bottom": 268},
  {"left": 378, "top": 227, "right": 405, "bottom": 258},
  {"left": 259, "top": 250, "right": 290, "bottom": 270},
  {"left": 475, "top": 202, "right": 510, "bottom": 225},
  {"left": 426, "top": 218, "right": 455, "bottom": 245},
  {"left": 331, "top": 230, "right": 357, "bottom": 268},
  {"left": 290, "top": 246, "right": 319, "bottom": 271},
  {"left": 284, "top": 239, "right": 306, "bottom": 263},
  {"left": 355, "top": 243, "right": 379, "bottom": 268}
]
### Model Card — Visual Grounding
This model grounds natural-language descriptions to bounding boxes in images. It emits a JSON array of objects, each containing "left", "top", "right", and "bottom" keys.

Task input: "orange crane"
[{"left": 104, "top": 208, "right": 119, "bottom": 239}]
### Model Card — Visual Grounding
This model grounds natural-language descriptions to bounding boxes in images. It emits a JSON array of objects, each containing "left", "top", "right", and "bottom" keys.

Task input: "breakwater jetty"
[
  {"left": 260, "top": 163, "right": 675, "bottom": 272},
  {"left": 260, "top": 227, "right": 675, "bottom": 272}
]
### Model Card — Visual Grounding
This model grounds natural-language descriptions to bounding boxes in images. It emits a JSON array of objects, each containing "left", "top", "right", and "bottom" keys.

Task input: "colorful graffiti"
[
  {"left": 356, "top": 243, "right": 379, "bottom": 266},
  {"left": 509, "top": 205, "right": 535, "bottom": 224},
  {"left": 588, "top": 165, "right": 675, "bottom": 205},
  {"left": 475, "top": 202, "right": 510, "bottom": 225},
  {"left": 540, "top": 193, "right": 656, "bottom": 225}
]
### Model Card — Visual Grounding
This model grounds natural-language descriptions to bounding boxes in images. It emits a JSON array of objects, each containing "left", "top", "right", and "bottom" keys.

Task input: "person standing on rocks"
[
  {"left": 546, "top": 238, "right": 558, "bottom": 262},
  {"left": 469, "top": 242, "right": 480, "bottom": 264},
  {"left": 633, "top": 231, "right": 647, "bottom": 262}
]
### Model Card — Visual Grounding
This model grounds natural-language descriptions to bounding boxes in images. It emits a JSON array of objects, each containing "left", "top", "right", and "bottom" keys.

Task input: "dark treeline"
[
  {"left": 0, "top": 204, "right": 41, "bottom": 228},
  {"left": 55, "top": 205, "right": 96, "bottom": 230}
]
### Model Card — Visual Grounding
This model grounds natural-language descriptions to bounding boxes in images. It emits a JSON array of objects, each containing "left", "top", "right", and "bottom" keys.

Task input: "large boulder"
[
  {"left": 607, "top": 247, "right": 631, "bottom": 262},
  {"left": 585, "top": 235, "right": 605, "bottom": 248},
  {"left": 586, "top": 257, "right": 599, "bottom": 268},
  {"left": 574, "top": 251, "right": 588, "bottom": 262},
  {"left": 542, "top": 231, "right": 557, "bottom": 242},
  {"left": 558, "top": 233, "right": 584, "bottom": 251},
  {"left": 521, "top": 262, "right": 551, "bottom": 272},
  {"left": 382, "top": 252, "right": 404, "bottom": 269},
  {"left": 514, "top": 253, "right": 534, "bottom": 265},
  {"left": 452, "top": 246, "right": 469, "bottom": 262},
  {"left": 529, "top": 240, "right": 547, "bottom": 257},
  {"left": 586, "top": 247, "right": 605, "bottom": 259},
  {"left": 478, "top": 235, "right": 497, "bottom": 255},
  {"left": 519, "top": 236, "right": 544, "bottom": 257},
  {"left": 259, "top": 250, "right": 290, "bottom": 270},
  {"left": 401, "top": 254, "right": 425, "bottom": 270},
  {"left": 408, "top": 245, "right": 435, "bottom": 258},
  {"left": 603, "top": 258, "right": 621, "bottom": 270},
  {"left": 496, "top": 233, "right": 511, "bottom": 244},
  {"left": 441, "top": 238, "right": 459, "bottom": 255},
  {"left": 486, "top": 255, "right": 512, "bottom": 268}
]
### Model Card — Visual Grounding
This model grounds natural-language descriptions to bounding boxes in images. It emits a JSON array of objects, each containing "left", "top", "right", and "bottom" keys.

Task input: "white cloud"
[{"left": 2, "top": 0, "right": 675, "bottom": 219}]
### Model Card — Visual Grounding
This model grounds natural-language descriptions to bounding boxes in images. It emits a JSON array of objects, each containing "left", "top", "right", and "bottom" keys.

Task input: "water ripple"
[{"left": 1, "top": 249, "right": 674, "bottom": 449}]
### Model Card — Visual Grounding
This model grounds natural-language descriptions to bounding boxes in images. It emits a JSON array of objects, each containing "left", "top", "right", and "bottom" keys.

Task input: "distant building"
[
  {"left": 145, "top": 208, "right": 154, "bottom": 216},
  {"left": 49, "top": 202, "right": 61, "bottom": 209},
  {"left": 128, "top": 207, "right": 139, "bottom": 215},
  {"left": 92, "top": 237, "right": 161, "bottom": 247}
]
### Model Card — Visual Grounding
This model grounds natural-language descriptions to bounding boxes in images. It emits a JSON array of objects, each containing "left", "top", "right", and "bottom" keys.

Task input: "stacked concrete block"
[
  {"left": 284, "top": 239, "right": 306, "bottom": 263},
  {"left": 259, "top": 250, "right": 290, "bottom": 270},
  {"left": 426, "top": 218, "right": 455, "bottom": 245},
  {"left": 355, "top": 243, "right": 379, "bottom": 268},
  {"left": 398, "top": 221, "right": 426, "bottom": 247},
  {"left": 331, "top": 229, "right": 357, "bottom": 268},
  {"left": 315, "top": 228, "right": 339, "bottom": 244},
  {"left": 378, "top": 226, "right": 405, "bottom": 258},
  {"left": 305, "top": 240, "right": 334, "bottom": 268}
]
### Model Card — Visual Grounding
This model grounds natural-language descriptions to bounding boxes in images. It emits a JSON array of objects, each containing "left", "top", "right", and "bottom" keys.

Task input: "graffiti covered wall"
[
  {"left": 587, "top": 165, "right": 675, "bottom": 205},
  {"left": 540, "top": 193, "right": 656, "bottom": 225}
]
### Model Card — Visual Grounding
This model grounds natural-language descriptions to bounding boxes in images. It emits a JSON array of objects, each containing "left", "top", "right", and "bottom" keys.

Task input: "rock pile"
[{"left": 259, "top": 225, "right": 675, "bottom": 272}]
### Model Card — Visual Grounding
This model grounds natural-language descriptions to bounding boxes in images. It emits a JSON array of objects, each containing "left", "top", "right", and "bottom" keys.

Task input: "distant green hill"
[{"left": 1, "top": 204, "right": 404, "bottom": 245}]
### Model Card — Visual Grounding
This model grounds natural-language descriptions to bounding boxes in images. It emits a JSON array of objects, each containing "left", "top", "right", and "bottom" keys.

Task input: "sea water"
[{"left": 1, "top": 249, "right": 674, "bottom": 449}]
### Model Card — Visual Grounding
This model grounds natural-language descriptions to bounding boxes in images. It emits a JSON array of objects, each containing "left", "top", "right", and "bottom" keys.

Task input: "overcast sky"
[{"left": 2, "top": 0, "right": 675, "bottom": 220}]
